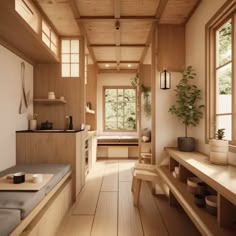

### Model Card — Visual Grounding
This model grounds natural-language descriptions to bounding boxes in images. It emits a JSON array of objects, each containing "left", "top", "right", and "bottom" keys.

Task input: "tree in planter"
[{"left": 169, "top": 66, "right": 204, "bottom": 151}]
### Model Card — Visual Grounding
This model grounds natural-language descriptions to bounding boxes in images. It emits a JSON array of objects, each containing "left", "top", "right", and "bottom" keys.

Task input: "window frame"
[
  {"left": 61, "top": 38, "right": 80, "bottom": 78},
  {"left": 206, "top": 0, "right": 236, "bottom": 152},
  {"left": 103, "top": 86, "right": 137, "bottom": 132}
]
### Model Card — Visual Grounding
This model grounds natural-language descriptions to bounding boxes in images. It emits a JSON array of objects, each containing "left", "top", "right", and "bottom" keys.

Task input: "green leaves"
[{"left": 169, "top": 66, "right": 205, "bottom": 137}]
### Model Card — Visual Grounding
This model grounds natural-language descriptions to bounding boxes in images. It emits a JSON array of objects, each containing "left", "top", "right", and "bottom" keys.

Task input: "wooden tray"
[{"left": 0, "top": 174, "right": 53, "bottom": 191}]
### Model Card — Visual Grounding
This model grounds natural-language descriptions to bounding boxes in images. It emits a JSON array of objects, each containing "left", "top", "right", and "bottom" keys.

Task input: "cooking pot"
[{"left": 40, "top": 120, "right": 53, "bottom": 130}]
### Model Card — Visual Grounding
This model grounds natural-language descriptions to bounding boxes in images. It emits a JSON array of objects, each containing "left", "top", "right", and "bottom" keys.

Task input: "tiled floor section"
[{"left": 58, "top": 160, "right": 200, "bottom": 236}]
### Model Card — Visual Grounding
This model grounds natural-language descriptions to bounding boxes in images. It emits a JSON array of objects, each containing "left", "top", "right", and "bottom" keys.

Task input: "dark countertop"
[{"left": 16, "top": 129, "right": 84, "bottom": 133}]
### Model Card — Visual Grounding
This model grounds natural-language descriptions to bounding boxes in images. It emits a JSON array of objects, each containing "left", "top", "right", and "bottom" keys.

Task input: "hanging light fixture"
[{"left": 160, "top": 68, "right": 171, "bottom": 89}]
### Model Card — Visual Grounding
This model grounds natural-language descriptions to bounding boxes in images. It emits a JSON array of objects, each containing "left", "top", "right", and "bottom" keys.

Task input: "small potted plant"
[
  {"left": 169, "top": 66, "right": 204, "bottom": 152},
  {"left": 209, "top": 128, "right": 228, "bottom": 165}
]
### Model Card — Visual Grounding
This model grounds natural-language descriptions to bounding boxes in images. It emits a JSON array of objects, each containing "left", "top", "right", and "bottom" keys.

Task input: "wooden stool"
[
  {"left": 131, "top": 162, "right": 156, "bottom": 192},
  {"left": 141, "top": 153, "right": 152, "bottom": 164},
  {"left": 133, "top": 169, "right": 159, "bottom": 206}
]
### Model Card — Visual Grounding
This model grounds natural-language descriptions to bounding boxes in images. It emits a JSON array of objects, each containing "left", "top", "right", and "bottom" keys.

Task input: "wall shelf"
[
  {"left": 156, "top": 148, "right": 236, "bottom": 236},
  {"left": 86, "top": 107, "right": 95, "bottom": 114},
  {"left": 34, "top": 99, "right": 67, "bottom": 104}
]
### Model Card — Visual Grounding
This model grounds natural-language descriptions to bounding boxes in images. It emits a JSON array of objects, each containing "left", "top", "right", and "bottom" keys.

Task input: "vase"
[
  {"left": 209, "top": 139, "right": 228, "bottom": 165},
  {"left": 177, "top": 137, "right": 195, "bottom": 152}
]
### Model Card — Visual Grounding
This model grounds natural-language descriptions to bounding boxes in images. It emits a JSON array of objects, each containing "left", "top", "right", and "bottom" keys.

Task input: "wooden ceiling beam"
[
  {"left": 155, "top": 0, "right": 168, "bottom": 19},
  {"left": 68, "top": 0, "right": 97, "bottom": 65},
  {"left": 97, "top": 61, "right": 139, "bottom": 64},
  {"left": 90, "top": 44, "right": 146, "bottom": 47},
  {"left": 98, "top": 69, "right": 137, "bottom": 74},
  {"left": 76, "top": 16, "right": 158, "bottom": 22}
]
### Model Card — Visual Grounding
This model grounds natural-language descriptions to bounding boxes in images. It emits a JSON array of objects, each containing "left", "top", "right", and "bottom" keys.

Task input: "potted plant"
[
  {"left": 169, "top": 66, "right": 204, "bottom": 152},
  {"left": 209, "top": 128, "right": 228, "bottom": 165}
]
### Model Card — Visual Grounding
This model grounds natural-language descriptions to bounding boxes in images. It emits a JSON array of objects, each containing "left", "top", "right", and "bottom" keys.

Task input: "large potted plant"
[{"left": 169, "top": 66, "right": 204, "bottom": 152}]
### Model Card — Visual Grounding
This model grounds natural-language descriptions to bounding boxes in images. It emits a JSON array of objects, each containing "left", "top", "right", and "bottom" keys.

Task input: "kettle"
[{"left": 40, "top": 120, "right": 53, "bottom": 130}]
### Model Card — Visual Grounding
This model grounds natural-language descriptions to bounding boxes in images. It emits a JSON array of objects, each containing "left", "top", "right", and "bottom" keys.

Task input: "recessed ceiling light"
[
  {"left": 105, "top": 64, "right": 109, "bottom": 68},
  {"left": 128, "top": 64, "right": 132, "bottom": 68}
]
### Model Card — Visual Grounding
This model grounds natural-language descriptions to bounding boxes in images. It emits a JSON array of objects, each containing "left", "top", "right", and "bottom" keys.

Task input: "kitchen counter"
[{"left": 16, "top": 129, "right": 84, "bottom": 133}]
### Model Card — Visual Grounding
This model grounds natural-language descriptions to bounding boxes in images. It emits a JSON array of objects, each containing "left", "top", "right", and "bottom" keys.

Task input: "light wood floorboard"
[
  {"left": 91, "top": 192, "right": 118, "bottom": 236},
  {"left": 118, "top": 161, "right": 133, "bottom": 182},
  {"left": 101, "top": 161, "right": 118, "bottom": 192},
  {"left": 57, "top": 215, "right": 93, "bottom": 236},
  {"left": 139, "top": 182, "right": 168, "bottom": 236},
  {"left": 57, "top": 160, "right": 200, "bottom": 236},
  {"left": 72, "top": 164, "right": 105, "bottom": 215},
  {"left": 118, "top": 181, "right": 143, "bottom": 236}
]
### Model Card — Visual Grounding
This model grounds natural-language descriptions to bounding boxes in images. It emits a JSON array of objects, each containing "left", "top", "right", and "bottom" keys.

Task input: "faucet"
[{"left": 65, "top": 116, "right": 73, "bottom": 130}]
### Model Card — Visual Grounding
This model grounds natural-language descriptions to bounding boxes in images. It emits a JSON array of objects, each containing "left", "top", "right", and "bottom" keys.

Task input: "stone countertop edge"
[{"left": 16, "top": 129, "right": 84, "bottom": 133}]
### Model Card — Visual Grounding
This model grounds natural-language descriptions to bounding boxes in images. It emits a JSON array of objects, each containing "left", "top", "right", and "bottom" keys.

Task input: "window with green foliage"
[{"left": 104, "top": 87, "right": 137, "bottom": 131}]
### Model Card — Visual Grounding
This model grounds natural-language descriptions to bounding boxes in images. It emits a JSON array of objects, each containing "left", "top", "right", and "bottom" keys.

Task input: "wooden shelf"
[
  {"left": 34, "top": 99, "right": 67, "bottom": 104},
  {"left": 157, "top": 166, "right": 235, "bottom": 236},
  {"left": 86, "top": 108, "right": 95, "bottom": 114}
]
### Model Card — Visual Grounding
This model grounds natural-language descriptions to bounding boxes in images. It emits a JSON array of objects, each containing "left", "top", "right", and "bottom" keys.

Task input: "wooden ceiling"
[{"left": 35, "top": 0, "right": 200, "bottom": 71}]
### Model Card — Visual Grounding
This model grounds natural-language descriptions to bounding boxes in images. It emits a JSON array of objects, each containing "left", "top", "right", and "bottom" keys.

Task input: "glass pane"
[
  {"left": 124, "top": 89, "right": 136, "bottom": 102},
  {"left": 71, "top": 64, "right": 79, "bottom": 77},
  {"left": 105, "top": 122, "right": 116, "bottom": 130},
  {"left": 124, "top": 121, "right": 136, "bottom": 130},
  {"left": 71, "top": 54, "right": 79, "bottom": 63},
  {"left": 105, "top": 103, "right": 117, "bottom": 121},
  {"left": 71, "top": 40, "right": 79, "bottom": 53},
  {"left": 51, "top": 43, "right": 57, "bottom": 55},
  {"left": 216, "top": 115, "right": 232, "bottom": 140},
  {"left": 216, "top": 21, "right": 232, "bottom": 66},
  {"left": 42, "top": 20, "right": 50, "bottom": 36},
  {"left": 216, "top": 63, "right": 232, "bottom": 114},
  {"left": 61, "top": 40, "right": 70, "bottom": 53},
  {"left": 118, "top": 89, "right": 123, "bottom": 102},
  {"left": 42, "top": 33, "right": 50, "bottom": 48},
  {"left": 62, "top": 54, "right": 70, "bottom": 63},
  {"left": 105, "top": 89, "right": 117, "bottom": 102},
  {"left": 118, "top": 121, "right": 124, "bottom": 130},
  {"left": 51, "top": 31, "right": 58, "bottom": 46},
  {"left": 62, "top": 64, "right": 70, "bottom": 77}
]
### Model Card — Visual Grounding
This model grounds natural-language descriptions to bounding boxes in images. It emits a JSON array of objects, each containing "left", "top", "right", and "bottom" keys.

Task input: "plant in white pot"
[
  {"left": 169, "top": 66, "right": 205, "bottom": 152},
  {"left": 209, "top": 128, "right": 228, "bottom": 165}
]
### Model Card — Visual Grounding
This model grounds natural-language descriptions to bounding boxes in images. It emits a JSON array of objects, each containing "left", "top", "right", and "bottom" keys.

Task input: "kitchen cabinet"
[
  {"left": 16, "top": 130, "right": 86, "bottom": 201},
  {"left": 87, "top": 131, "right": 97, "bottom": 170}
]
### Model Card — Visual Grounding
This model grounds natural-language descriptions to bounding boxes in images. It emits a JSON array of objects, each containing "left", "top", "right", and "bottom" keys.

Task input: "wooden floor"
[{"left": 57, "top": 160, "right": 200, "bottom": 236}]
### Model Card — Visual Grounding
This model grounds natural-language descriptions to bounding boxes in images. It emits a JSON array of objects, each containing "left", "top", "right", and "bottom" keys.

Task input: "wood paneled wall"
[
  {"left": 86, "top": 65, "right": 97, "bottom": 130},
  {"left": 157, "top": 24, "right": 185, "bottom": 72},
  {"left": 34, "top": 63, "right": 85, "bottom": 129}
]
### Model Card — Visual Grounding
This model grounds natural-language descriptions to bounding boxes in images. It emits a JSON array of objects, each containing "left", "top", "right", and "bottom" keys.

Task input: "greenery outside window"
[
  {"left": 206, "top": 1, "right": 236, "bottom": 150},
  {"left": 61, "top": 39, "right": 80, "bottom": 78},
  {"left": 104, "top": 86, "right": 137, "bottom": 131}
]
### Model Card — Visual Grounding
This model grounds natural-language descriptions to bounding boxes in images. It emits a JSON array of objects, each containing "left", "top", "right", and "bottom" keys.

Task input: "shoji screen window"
[{"left": 61, "top": 39, "right": 80, "bottom": 78}]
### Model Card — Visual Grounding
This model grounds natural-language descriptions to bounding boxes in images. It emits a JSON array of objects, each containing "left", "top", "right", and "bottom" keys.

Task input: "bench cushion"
[
  {"left": 0, "top": 164, "right": 71, "bottom": 219},
  {"left": 0, "top": 209, "right": 21, "bottom": 236}
]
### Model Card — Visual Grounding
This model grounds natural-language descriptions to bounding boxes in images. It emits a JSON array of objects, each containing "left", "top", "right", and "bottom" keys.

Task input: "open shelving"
[
  {"left": 156, "top": 147, "right": 236, "bottom": 236},
  {"left": 34, "top": 98, "right": 67, "bottom": 104}
]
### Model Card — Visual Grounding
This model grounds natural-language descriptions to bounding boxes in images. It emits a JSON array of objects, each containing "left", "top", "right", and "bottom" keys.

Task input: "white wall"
[
  {"left": 97, "top": 73, "right": 138, "bottom": 136},
  {"left": 184, "top": 0, "right": 236, "bottom": 165},
  {"left": 0, "top": 45, "right": 33, "bottom": 171}
]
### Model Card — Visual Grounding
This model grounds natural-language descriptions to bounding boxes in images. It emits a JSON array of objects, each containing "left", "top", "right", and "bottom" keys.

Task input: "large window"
[
  {"left": 206, "top": 1, "right": 236, "bottom": 148},
  {"left": 104, "top": 87, "right": 137, "bottom": 131},
  {"left": 61, "top": 39, "right": 80, "bottom": 78}
]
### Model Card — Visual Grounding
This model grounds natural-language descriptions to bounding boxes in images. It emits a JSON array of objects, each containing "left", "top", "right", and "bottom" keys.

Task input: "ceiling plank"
[
  {"left": 68, "top": 0, "right": 97, "bottom": 65},
  {"left": 185, "top": 0, "right": 202, "bottom": 24},
  {"left": 97, "top": 61, "right": 139, "bottom": 63},
  {"left": 114, "top": 0, "right": 121, "bottom": 18},
  {"left": 155, "top": 0, "right": 168, "bottom": 19},
  {"left": 77, "top": 16, "right": 158, "bottom": 22}
]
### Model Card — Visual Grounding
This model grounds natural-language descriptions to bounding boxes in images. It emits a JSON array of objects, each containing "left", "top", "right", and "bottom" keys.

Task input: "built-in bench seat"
[
  {"left": 0, "top": 164, "right": 72, "bottom": 236},
  {"left": 97, "top": 135, "right": 139, "bottom": 158}
]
